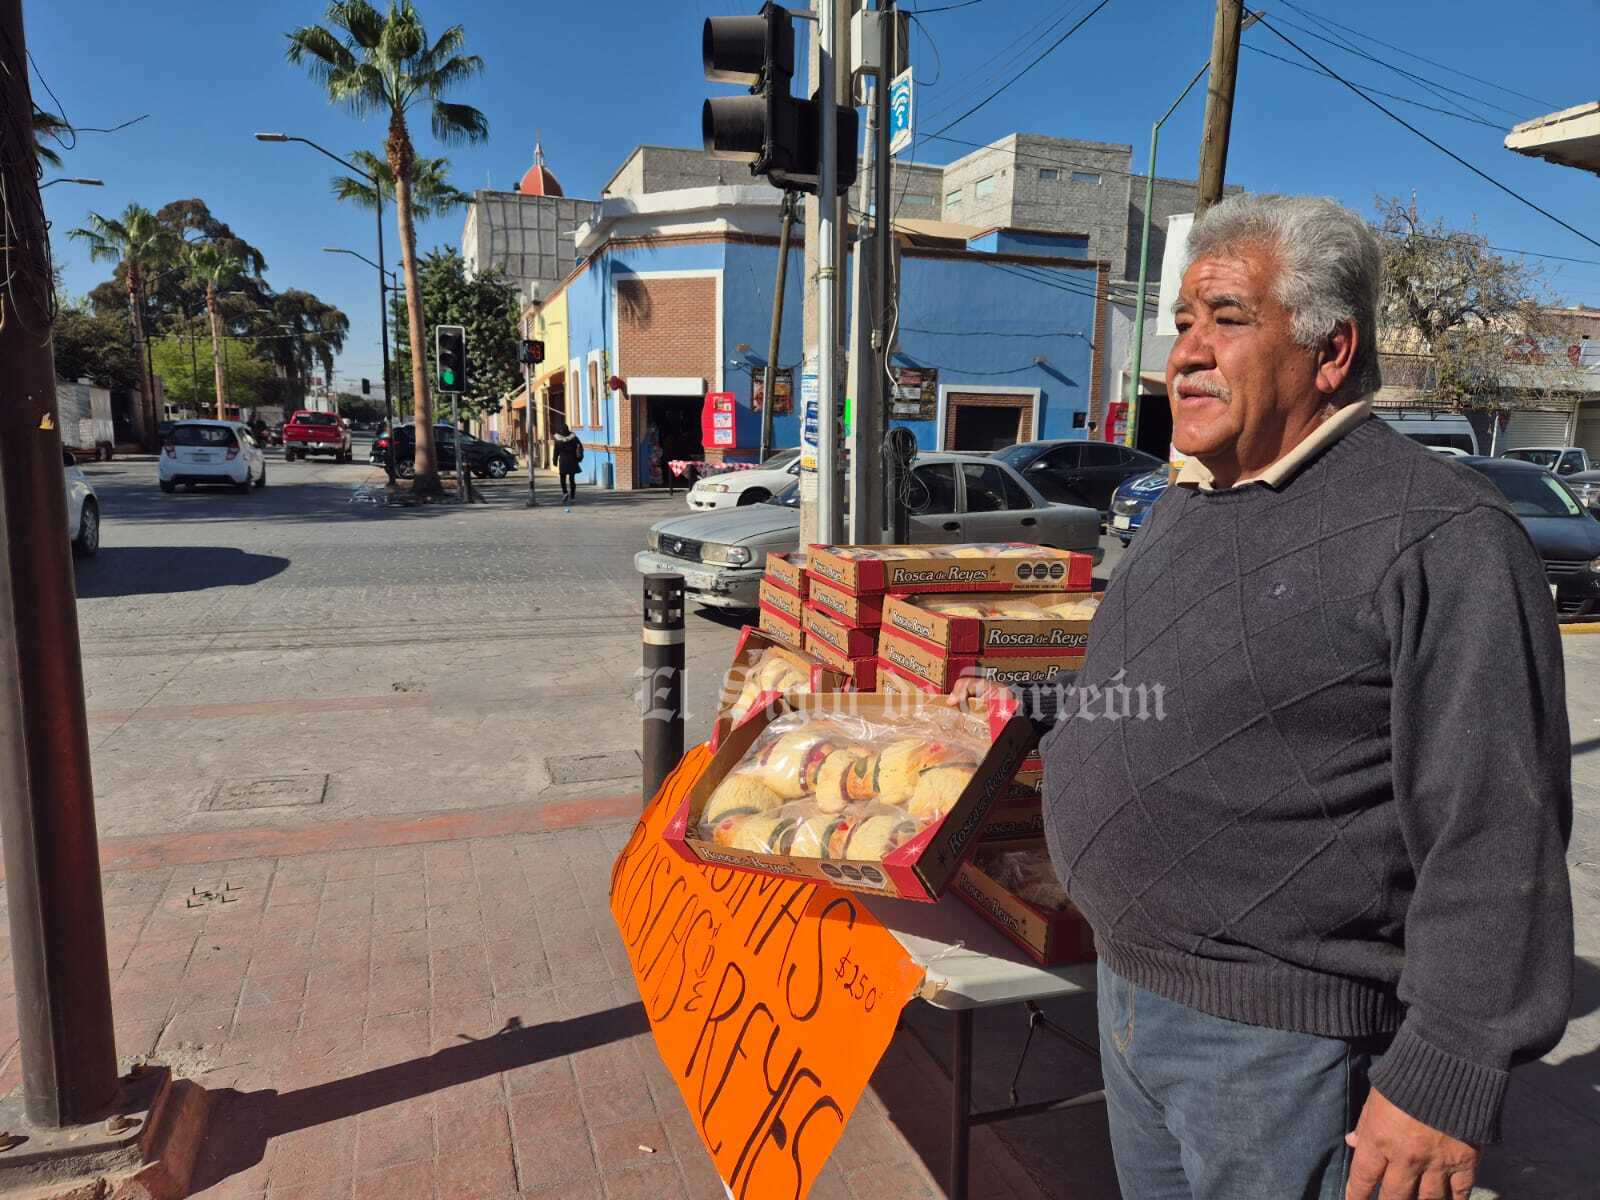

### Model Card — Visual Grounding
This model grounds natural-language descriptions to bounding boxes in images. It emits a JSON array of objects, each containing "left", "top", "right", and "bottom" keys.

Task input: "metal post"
[
  {"left": 761, "top": 193, "right": 795, "bottom": 465},
  {"left": 948, "top": 1007, "right": 973, "bottom": 1200},
  {"left": 525, "top": 351, "right": 538, "bottom": 508},
  {"left": 874, "top": 0, "right": 897, "bottom": 541},
  {"left": 846, "top": 75, "right": 874, "bottom": 543},
  {"left": 817, "top": 0, "right": 843, "bottom": 545},
  {"left": 452, "top": 392, "right": 466, "bottom": 501},
  {"left": 0, "top": 0, "right": 119, "bottom": 1126},
  {"left": 641, "top": 574, "right": 685, "bottom": 807}
]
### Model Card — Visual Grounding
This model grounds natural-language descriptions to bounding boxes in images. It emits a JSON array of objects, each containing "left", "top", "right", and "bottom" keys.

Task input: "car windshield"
[
  {"left": 1503, "top": 449, "right": 1559, "bottom": 468},
  {"left": 762, "top": 449, "right": 798, "bottom": 467},
  {"left": 1479, "top": 468, "right": 1584, "bottom": 518},
  {"left": 990, "top": 444, "right": 1033, "bottom": 467},
  {"left": 767, "top": 480, "right": 801, "bottom": 508},
  {"left": 294, "top": 412, "right": 338, "bottom": 425},
  {"left": 171, "top": 425, "right": 237, "bottom": 447}
]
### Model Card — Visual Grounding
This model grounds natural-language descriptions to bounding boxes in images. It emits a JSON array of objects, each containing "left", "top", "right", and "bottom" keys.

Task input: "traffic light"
[
  {"left": 518, "top": 339, "right": 545, "bottom": 365},
  {"left": 435, "top": 325, "right": 466, "bottom": 393},
  {"left": 360, "top": 378, "right": 371, "bottom": 396},
  {"left": 702, "top": 3, "right": 858, "bottom": 196}
]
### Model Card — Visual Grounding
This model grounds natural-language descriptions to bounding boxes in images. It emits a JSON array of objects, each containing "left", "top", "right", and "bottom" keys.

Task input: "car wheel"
[
  {"left": 159, "top": 479, "right": 175, "bottom": 494},
  {"left": 285, "top": 449, "right": 297, "bottom": 462},
  {"left": 737, "top": 488, "right": 770, "bottom": 506},
  {"left": 73, "top": 500, "right": 100, "bottom": 558},
  {"left": 486, "top": 458, "right": 509, "bottom": 479},
  {"left": 397, "top": 461, "right": 415, "bottom": 479}
]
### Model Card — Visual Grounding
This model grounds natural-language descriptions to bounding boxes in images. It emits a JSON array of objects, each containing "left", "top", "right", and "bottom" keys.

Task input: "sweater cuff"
[{"left": 1368, "top": 1022, "right": 1507, "bottom": 1145}]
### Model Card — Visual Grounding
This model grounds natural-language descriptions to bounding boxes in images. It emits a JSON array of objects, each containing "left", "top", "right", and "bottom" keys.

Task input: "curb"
[{"left": 1560, "top": 622, "right": 1600, "bottom": 635}]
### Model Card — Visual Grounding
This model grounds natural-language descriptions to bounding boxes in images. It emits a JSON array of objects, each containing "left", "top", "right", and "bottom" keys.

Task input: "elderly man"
[{"left": 1042, "top": 194, "right": 1572, "bottom": 1200}]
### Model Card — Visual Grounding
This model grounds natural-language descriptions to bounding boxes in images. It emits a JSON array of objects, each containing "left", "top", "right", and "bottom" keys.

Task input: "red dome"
[{"left": 518, "top": 139, "right": 563, "bottom": 197}]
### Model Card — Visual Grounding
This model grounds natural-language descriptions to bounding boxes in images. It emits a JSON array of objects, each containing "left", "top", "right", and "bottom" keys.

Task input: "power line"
[
  {"left": 1256, "top": 15, "right": 1600, "bottom": 253},
  {"left": 925, "top": 0, "right": 1114, "bottom": 139},
  {"left": 1242, "top": 45, "right": 1503, "bottom": 130},
  {"left": 905, "top": 0, "right": 988, "bottom": 12},
  {"left": 918, "top": 0, "right": 1088, "bottom": 123}
]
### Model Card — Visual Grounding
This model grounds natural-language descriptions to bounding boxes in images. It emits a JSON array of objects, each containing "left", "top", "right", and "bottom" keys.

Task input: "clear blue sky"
[{"left": 31, "top": 0, "right": 1600, "bottom": 391}]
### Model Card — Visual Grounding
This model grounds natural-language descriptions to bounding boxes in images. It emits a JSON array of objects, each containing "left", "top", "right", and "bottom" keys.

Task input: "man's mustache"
[{"left": 1173, "top": 372, "right": 1230, "bottom": 400}]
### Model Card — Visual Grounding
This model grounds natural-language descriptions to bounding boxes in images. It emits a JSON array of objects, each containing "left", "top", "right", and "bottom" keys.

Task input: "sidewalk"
[{"left": 0, "top": 801, "right": 1052, "bottom": 1199}]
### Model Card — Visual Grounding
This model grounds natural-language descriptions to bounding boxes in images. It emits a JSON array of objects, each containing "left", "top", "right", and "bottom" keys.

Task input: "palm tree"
[
  {"left": 186, "top": 244, "right": 247, "bottom": 419},
  {"left": 33, "top": 109, "right": 68, "bottom": 169},
  {"left": 287, "top": 1, "right": 488, "bottom": 495},
  {"left": 70, "top": 206, "right": 175, "bottom": 445},
  {"left": 331, "top": 150, "right": 466, "bottom": 219}
]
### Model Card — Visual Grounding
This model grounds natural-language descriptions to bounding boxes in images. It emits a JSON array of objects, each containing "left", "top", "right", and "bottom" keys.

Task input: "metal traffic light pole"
[{"left": 815, "top": 0, "right": 843, "bottom": 545}]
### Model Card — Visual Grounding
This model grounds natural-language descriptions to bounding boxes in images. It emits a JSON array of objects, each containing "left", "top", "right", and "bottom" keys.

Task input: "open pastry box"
[
  {"left": 954, "top": 838, "right": 1096, "bottom": 965},
  {"left": 806, "top": 543, "right": 1094, "bottom": 596},
  {"left": 665, "top": 690, "right": 1037, "bottom": 901},
  {"left": 710, "top": 628, "right": 844, "bottom": 751}
]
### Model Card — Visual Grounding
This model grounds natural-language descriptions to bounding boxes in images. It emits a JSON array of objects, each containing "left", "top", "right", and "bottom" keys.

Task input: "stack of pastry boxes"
[{"left": 757, "top": 551, "right": 808, "bottom": 652}]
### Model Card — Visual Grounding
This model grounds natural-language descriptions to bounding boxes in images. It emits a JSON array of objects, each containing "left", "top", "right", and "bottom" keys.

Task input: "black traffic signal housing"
[
  {"left": 361, "top": 377, "right": 371, "bottom": 396},
  {"left": 518, "top": 339, "right": 545, "bottom": 366},
  {"left": 435, "top": 325, "right": 467, "bottom": 393},
  {"left": 702, "top": 3, "right": 857, "bottom": 196}
]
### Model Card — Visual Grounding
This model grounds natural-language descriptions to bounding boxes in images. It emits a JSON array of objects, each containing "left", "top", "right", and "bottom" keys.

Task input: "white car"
[
  {"left": 685, "top": 448, "right": 801, "bottom": 510},
  {"left": 64, "top": 450, "right": 99, "bottom": 557},
  {"left": 158, "top": 420, "right": 267, "bottom": 494}
]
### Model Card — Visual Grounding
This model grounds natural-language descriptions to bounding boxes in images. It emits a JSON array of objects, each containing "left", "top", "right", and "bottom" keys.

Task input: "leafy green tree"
[
  {"left": 287, "top": 0, "right": 490, "bottom": 496},
  {"left": 50, "top": 299, "right": 140, "bottom": 390},
  {"left": 259, "top": 289, "right": 351, "bottom": 397},
  {"left": 331, "top": 149, "right": 466, "bottom": 219},
  {"left": 186, "top": 244, "right": 249, "bottom": 418},
  {"left": 151, "top": 334, "right": 283, "bottom": 416},
  {"left": 69, "top": 205, "right": 176, "bottom": 442},
  {"left": 390, "top": 248, "right": 520, "bottom": 419}
]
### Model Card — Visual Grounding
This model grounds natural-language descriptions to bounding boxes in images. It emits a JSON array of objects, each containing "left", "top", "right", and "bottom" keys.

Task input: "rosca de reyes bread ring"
[
  {"left": 875, "top": 738, "right": 929, "bottom": 806},
  {"left": 907, "top": 763, "right": 978, "bottom": 820},
  {"left": 704, "top": 773, "right": 785, "bottom": 828},
  {"left": 729, "top": 812, "right": 799, "bottom": 854},
  {"left": 840, "top": 812, "right": 923, "bottom": 861},
  {"left": 814, "top": 747, "right": 880, "bottom": 813},
  {"left": 788, "top": 811, "right": 849, "bottom": 858},
  {"left": 752, "top": 730, "right": 837, "bottom": 799}
]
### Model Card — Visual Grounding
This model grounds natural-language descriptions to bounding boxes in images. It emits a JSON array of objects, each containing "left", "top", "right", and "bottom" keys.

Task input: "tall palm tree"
[
  {"left": 287, "top": 1, "right": 488, "bottom": 495},
  {"left": 33, "top": 109, "right": 68, "bottom": 169},
  {"left": 70, "top": 205, "right": 175, "bottom": 444},
  {"left": 186, "top": 244, "right": 247, "bottom": 419},
  {"left": 331, "top": 149, "right": 466, "bottom": 219}
]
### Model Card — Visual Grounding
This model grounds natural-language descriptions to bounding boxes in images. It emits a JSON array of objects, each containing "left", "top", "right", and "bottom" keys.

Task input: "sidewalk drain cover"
[
  {"left": 544, "top": 752, "right": 640, "bottom": 785},
  {"left": 205, "top": 775, "right": 329, "bottom": 811}
]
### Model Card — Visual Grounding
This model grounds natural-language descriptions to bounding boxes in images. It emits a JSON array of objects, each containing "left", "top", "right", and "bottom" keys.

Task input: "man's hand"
[{"left": 1344, "top": 1088, "right": 1480, "bottom": 1199}]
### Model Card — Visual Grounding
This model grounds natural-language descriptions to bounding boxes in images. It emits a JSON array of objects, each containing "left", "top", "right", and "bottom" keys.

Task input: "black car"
[
  {"left": 992, "top": 440, "right": 1166, "bottom": 513},
  {"left": 382, "top": 423, "right": 518, "bottom": 479},
  {"left": 1461, "top": 456, "right": 1600, "bottom": 620}
]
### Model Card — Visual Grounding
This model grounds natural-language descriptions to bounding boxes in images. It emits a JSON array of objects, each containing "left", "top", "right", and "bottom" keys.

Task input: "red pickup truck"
[{"left": 282, "top": 410, "right": 352, "bottom": 462}]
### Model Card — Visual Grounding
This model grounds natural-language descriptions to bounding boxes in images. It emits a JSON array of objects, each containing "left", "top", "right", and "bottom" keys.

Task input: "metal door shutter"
[
  {"left": 1576, "top": 404, "right": 1600, "bottom": 458},
  {"left": 1503, "top": 408, "right": 1573, "bottom": 448}
]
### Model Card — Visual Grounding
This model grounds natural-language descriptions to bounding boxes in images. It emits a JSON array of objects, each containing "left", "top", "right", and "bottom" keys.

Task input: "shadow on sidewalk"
[
  {"left": 186, "top": 1001, "right": 648, "bottom": 1192},
  {"left": 75, "top": 547, "right": 290, "bottom": 598}
]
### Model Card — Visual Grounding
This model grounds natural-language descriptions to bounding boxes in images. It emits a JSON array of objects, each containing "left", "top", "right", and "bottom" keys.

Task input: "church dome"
[{"left": 517, "top": 138, "right": 563, "bottom": 197}]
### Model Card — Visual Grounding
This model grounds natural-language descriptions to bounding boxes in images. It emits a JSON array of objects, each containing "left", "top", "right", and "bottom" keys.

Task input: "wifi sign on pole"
[{"left": 888, "top": 67, "right": 913, "bottom": 158}]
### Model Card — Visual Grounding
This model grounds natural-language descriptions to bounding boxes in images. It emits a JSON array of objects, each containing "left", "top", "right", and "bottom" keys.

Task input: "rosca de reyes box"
[
  {"left": 759, "top": 577, "right": 805, "bottom": 623},
  {"left": 808, "top": 577, "right": 886, "bottom": 628},
  {"left": 954, "top": 840, "right": 1095, "bottom": 966},
  {"left": 803, "top": 603, "right": 878, "bottom": 661},
  {"left": 711, "top": 628, "right": 843, "bottom": 751},
  {"left": 758, "top": 600, "right": 805, "bottom": 653},
  {"left": 881, "top": 592, "right": 1100, "bottom": 657},
  {"left": 878, "top": 629, "right": 1083, "bottom": 692},
  {"left": 665, "top": 690, "right": 1037, "bottom": 901},
  {"left": 764, "top": 551, "right": 808, "bottom": 598},
  {"left": 807, "top": 543, "right": 1093, "bottom": 597},
  {"left": 806, "top": 630, "right": 879, "bottom": 692}
]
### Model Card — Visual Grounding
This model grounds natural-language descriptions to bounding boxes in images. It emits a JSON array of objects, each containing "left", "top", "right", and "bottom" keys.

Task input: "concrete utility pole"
[
  {"left": 760, "top": 192, "right": 796, "bottom": 465},
  {"left": 0, "top": 0, "right": 120, "bottom": 1128},
  {"left": 1195, "top": 0, "right": 1244, "bottom": 216},
  {"left": 845, "top": 75, "right": 875, "bottom": 543}
]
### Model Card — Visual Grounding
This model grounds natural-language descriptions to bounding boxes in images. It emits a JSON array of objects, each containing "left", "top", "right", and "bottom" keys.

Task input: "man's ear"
[{"left": 1315, "top": 320, "right": 1358, "bottom": 399}]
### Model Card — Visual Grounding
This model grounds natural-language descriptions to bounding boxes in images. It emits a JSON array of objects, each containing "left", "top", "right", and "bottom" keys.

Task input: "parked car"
[
  {"left": 1460, "top": 456, "right": 1600, "bottom": 620},
  {"left": 1378, "top": 410, "right": 1480, "bottom": 455},
  {"left": 634, "top": 452, "right": 1104, "bottom": 610},
  {"left": 1499, "top": 446, "right": 1595, "bottom": 477},
  {"left": 1108, "top": 468, "right": 1170, "bottom": 546},
  {"left": 63, "top": 449, "right": 99, "bottom": 557},
  {"left": 158, "top": 420, "right": 267, "bottom": 494},
  {"left": 991, "top": 440, "right": 1166, "bottom": 514},
  {"left": 386, "top": 423, "right": 519, "bottom": 479},
  {"left": 282, "top": 409, "right": 353, "bottom": 462},
  {"left": 685, "top": 449, "right": 801, "bottom": 510},
  {"left": 1564, "top": 469, "right": 1600, "bottom": 513}
]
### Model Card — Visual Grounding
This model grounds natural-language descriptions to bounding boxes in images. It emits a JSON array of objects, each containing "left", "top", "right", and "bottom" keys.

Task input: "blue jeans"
[{"left": 1097, "top": 959, "right": 1378, "bottom": 1200}]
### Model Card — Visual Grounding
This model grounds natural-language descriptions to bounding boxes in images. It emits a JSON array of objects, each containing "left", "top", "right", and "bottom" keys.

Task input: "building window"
[
  {"left": 1071, "top": 171, "right": 1102, "bottom": 185},
  {"left": 974, "top": 174, "right": 996, "bottom": 199},
  {"left": 570, "top": 369, "right": 582, "bottom": 427},
  {"left": 903, "top": 193, "right": 935, "bottom": 208},
  {"left": 1038, "top": 168, "right": 1059, "bottom": 182},
  {"left": 945, "top": 188, "right": 962, "bottom": 209},
  {"left": 588, "top": 361, "right": 601, "bottom": 429}
]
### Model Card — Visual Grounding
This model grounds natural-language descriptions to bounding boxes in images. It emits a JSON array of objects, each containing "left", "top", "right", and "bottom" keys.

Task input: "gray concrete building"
[{"left": 461, "top": 143, "right": 599, "bottom": 303}]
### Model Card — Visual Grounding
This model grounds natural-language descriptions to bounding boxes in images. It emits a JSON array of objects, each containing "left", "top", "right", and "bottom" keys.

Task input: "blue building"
[{"left": 529, "top": 185, "right": 1110, "bottom": 490}]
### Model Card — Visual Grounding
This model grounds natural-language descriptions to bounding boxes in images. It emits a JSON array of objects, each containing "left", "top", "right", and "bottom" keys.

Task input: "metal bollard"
[{"left": 641, "top": 573, "right": 686, "bottom": 807}]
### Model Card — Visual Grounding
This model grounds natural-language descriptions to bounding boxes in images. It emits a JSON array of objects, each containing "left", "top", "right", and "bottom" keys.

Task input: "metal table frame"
[{"left": 863, "top": 895, "right": 1103, "bottom": 1200}]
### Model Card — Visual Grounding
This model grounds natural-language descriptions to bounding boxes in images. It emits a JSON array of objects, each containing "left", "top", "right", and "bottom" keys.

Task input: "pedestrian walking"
[
  {"left": 1043, "top": 194, "right": 1572, "bottom": 1200},
  {"left": 552, "top": 421, "right": 583, "bottom": 503}
]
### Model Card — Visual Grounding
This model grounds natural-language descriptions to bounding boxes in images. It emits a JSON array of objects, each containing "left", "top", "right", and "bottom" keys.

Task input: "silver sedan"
[{"left": 634, "top": 451, "right": 1104, "bottom": 610}]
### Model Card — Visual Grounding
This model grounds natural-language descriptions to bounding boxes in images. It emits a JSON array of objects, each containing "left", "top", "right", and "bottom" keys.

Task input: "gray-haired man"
[{"left": 1042, "top": 194, "right": 1573, "bottom": 1200}]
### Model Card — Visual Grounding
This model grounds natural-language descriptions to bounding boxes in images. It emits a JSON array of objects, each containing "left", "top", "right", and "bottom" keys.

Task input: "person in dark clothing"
[
  {"left": 1043, "top": 195, "right": 1572, "bottom": 1200},
  {"left": 551, "top": 422, "right": 582, "bottom": 502}
]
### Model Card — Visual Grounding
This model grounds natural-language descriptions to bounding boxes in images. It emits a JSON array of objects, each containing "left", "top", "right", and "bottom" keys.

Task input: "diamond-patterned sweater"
[{"left": 1042, "top": 416, "right": 1573, "bottom": 1145}]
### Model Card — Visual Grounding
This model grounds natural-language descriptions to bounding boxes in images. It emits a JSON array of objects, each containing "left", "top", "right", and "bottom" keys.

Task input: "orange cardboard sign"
[{"left": 610, "top": 747, "right": 924, "bottom": 1200}]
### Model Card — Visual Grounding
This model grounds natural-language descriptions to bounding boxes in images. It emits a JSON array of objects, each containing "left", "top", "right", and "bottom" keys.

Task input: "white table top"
[{"left": 862, "top": 892, "right": 1097, "bottom": 1011}]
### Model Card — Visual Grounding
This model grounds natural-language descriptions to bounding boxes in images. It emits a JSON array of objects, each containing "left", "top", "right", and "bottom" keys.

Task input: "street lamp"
[
  {"left": 39, "top": 177, "right": 103, "bottom": 189},
  {"left": 254, "top": 132, "right": 395, "bottom": 472},
  {"left": 1125, "top": 11, "right": 1260, "bottom": 451}
]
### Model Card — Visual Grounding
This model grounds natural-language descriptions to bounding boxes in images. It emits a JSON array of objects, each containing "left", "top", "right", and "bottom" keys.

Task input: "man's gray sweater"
[{"left": 1042, "top": 416, "right": 1573, "bottom": 1145}]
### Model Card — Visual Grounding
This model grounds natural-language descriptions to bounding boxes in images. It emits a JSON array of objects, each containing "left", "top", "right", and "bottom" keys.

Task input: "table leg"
[{"left": 949, "top": 1007, "right": 973, "bottom": 1200}]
